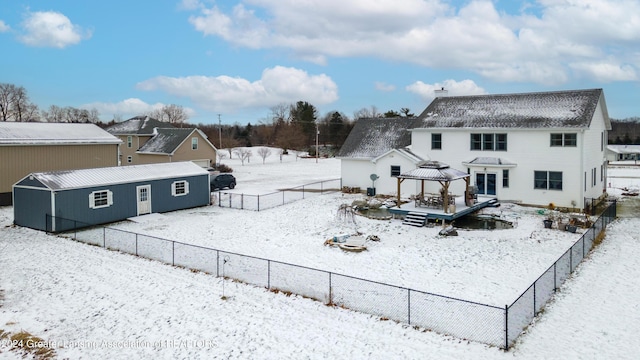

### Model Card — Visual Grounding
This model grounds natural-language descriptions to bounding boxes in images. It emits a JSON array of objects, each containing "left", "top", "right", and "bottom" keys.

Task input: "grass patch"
[{"left": 6, "top": 330, "right": 57, "bottom": 359}]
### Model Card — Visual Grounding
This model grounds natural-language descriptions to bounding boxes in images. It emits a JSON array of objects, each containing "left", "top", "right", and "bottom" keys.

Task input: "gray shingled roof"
[
  {"left": 106, "top": 116, "right": 175, "bottom": 135},
  {"left": 137, "top": 128, "right": 197, "bottom": 155},
  {"left": 417, "top": 88, "right": 605, "bottom": 129},
  {"left": 336, "top": 117, "right": 418, "bottom": 158}
]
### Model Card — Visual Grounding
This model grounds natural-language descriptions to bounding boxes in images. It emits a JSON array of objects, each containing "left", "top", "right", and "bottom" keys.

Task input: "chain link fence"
[
  {"left": 47, "top": 200, "right": 616, "bottom": 350},
  {"left": 215, "top": 178, "right": 342, "bottom": 210}
]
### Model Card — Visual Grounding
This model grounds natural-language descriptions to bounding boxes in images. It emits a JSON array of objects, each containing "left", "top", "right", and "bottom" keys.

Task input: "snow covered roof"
[
  {"left": 137, "top": 128, "right": 196, "bottom": 154},
  {"left": 0, "top": 122, "right": 121, "bottom": 145},
  {"left": 336, "top": 117, "right": 417, "bottom": 159},
  {"left": 417, "top": 88, "right": 605, "bottom": 129},
  {"left": 105, "top": 116, "right": 175, "bottom": 135},
  {"left": 20, "top": 161, "right": 208, "bottom": 190},
  {"left": 462, "top": 157, "right": 517, "bottom": 167},
  {"left": 607, "top": 145, "right": 640, "bottom": 154},
  {"left": 398, "top": 161, "right": 469, "bottom": 182}
]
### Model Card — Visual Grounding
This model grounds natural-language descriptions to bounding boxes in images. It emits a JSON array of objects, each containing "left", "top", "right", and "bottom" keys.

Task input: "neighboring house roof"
[
  {"left": 336, "top": 117, "right": 418, "bottom": 159},
  {"left": 19, "top": 161, "right": 208, "bottom": 191},
  {"left": 607, "top": 145, "right": 640, "bottom": 154},
  {"left": 137, "top": 128, "right": 216, "bottom": 155},
  {"left": 417, "top": 88, "right": 608, "bottom": 129},
  {"left": 105, "top": 116, "right": 175, "bottom": 135},
  {"left": 0, "top": 122, "right": 121, "bottom": 145}
]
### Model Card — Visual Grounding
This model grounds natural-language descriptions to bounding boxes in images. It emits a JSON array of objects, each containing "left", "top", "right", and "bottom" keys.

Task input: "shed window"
[
  {"left": 391, "top": 165, "right": 401, "bottom": 177},
  {"left": 89, "top": 190, "right": 113, "bottom": 209},
  {"left": 192, "top": 137, "right": 198, "bottom": 150},
  {"left": 171, "top": 180, "right": 190, "bottom": 196}
]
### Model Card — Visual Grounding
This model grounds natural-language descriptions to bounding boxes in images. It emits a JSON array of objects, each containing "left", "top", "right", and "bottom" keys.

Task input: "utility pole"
[{"left": 218, "top": 114, "right": 222, "bottom": 149}]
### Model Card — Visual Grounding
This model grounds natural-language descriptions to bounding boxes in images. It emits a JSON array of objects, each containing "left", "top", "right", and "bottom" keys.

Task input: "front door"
[
  {"left": 476, "top": 173, "right": 497, "bottom": 196},
  {"left": 136, "top": 185, "right": 151, "bottom": 215}
]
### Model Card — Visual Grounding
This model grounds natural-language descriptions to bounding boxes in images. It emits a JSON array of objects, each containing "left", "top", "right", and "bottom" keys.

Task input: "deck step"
[{"left": 402, "top": 212, "right": 428, "bottom": 227}]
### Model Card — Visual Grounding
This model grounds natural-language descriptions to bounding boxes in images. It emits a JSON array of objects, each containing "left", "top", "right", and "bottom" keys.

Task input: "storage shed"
[{"left": 13, "top": 161, "right": 211, "bottom": 232}]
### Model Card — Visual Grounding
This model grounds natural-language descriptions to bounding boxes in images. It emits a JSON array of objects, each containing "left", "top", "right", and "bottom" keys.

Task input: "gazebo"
[{"left": 396, "top": 160, "right": 471, "bottom": 212}]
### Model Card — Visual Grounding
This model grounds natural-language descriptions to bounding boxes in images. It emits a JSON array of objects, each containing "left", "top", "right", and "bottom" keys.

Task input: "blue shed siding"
[
  {"left": 14, "top": 173, "right": 210, "bottom": 232},
  {"left": 13, "top": 187, "right": 51, "bottom": 231}
]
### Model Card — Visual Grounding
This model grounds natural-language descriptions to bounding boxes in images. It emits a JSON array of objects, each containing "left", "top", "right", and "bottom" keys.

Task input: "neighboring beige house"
[
  {"left": 106, "top": 116, "right": 217, "bottom": 168},
  {"left": 0, "top": 122, "right": 121, "bottom": 205}
]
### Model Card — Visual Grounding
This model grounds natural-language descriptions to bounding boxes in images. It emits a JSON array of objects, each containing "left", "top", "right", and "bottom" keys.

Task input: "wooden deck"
[{"left": 388, "top": 196, "right": 498, "bottom": 222}]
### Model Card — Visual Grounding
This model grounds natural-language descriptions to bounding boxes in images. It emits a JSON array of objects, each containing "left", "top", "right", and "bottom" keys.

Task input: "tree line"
[{"left": 609, "top": 118, "right": 640, "bottom": 144}]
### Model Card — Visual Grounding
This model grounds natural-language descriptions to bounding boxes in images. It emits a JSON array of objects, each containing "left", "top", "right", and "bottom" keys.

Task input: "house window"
[
  {"left": 89, "top": 190, "right": 113, "bottom": 209},
  {"left": 431, "top": 133, "right": 442, "bottom": 150},
  {"left": 550, "top": 133, "right": 577, "bottom": 147},
  {"left": 127, "top": 136, "right": 132, "bottom": 148},
  {"left": 470, "top": 134, "right": 481, "bottom": 150},
  {"left": 192, "top": 137, "right": 198, "bottom": 150},
  {"left": 503, "top": 169, "right": 509, "bottom": 188},
  {"left": 171, "top": 180, "right": 190, "bottom": 196},
  {"left": 470, "top": 133, "right": 507, "bottom": 150},
  {"left": 495, "top": 134, "right": 507, "bottom": 151},
  {"left": 534, "top": 171, "right": 563, "bottom": 190},
  {"left": 391, "top": 165, "right": 401, "bottom": 177},
  {"left": 592, "top": 168, "right": 597, "bottom": 187},
  {"left": 127, "top": 155, "right": 132, "bottom": 163}
]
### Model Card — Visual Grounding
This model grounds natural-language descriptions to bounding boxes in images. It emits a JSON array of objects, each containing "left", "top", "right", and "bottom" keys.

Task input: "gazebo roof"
[{"left": 398, "top": 161, "right": 470, "bottom": 182}]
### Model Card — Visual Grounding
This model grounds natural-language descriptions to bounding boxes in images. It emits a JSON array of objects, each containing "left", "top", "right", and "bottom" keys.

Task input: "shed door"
[{"left": 136, "top": 185, "right": 152, "bottom": 215}]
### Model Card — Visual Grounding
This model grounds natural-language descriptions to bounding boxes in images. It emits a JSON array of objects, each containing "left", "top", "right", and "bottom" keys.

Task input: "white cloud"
[
  {"left": 19, "top": 11, "right": 91, "bottom": 48},
  {"left": 375, "top": 82, "right": 396, "bottom": 92},
  {"left": 185, "top": 0, "right": 640, "bottom": 85},
  {"left": 406, "top": 79, "right": 487, "bottom": 100},
  {"left": 570, "top": 61, "right": 638, "bottom": 82},
  {"left": 81, "top": 98, "right": 196, "bottom": 119},
  {"left": 136, "top": 66, "right": 338, "bottom": 113},
  {"left": 0, "top": 20, "right": 10, "bottom": 32}
]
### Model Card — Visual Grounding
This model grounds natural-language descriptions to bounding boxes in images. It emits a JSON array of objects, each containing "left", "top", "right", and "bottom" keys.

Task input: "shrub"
[{"left": 216, "top": 163, "right": 233, "bottom": 173}]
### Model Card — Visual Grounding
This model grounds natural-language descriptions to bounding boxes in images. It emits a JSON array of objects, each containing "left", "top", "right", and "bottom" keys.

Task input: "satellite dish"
[{"left": 370, "top": 174, "right": 379, "bottom": 181}]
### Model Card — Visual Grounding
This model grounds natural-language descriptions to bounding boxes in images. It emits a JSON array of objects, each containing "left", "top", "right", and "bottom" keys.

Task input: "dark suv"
[{"left": 210, "top": 173, "right": 236, "bottom": 191}]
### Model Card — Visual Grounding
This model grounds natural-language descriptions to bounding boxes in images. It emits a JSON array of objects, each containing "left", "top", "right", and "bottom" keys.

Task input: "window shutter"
[
  {"left": 171, "top": 182, "right": 177, "bottom": 196},
  {"left": 89, "top": 192, "right": 95, "bottom": 209},
  {"left": 184, "top": 181, "right": 190, "bottom": 195},
  {"left": 107, "top": 190, "right": 113, "bottom": 206}
]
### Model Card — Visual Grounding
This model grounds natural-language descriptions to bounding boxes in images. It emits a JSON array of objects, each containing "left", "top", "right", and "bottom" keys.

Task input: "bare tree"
[
  {"left": 257, "top": 147, "right": 272, "bottom": 164},
  {"left": 353, "top": 105, "right": 379, "bottom": 120},
  {"left": 0, "top": 83, "right": 39, "bottom": 121},
  {"left": 42, "top": 105, "right": 65, "bottom": 122},
  {"left": 232, "top": 148, "right": 252, "bottom": 166},
  {"left": 149, "top": 104, "right": 189, "bottom": 125}
]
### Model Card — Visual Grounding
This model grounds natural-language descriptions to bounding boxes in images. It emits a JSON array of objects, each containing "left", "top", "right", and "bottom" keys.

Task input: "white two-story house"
[{"left": 337, "top": 88, "right": 611, "bottom": 210}]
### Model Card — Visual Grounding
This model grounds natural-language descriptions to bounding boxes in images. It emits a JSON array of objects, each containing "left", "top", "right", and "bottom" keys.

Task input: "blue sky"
[{"left": 1, "top": 0, "right": 638, "bottom": 125}]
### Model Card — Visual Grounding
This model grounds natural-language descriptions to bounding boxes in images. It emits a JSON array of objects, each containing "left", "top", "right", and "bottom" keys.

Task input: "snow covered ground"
[{"left": 1, "top": 149, "right": 639, "bottom": 359}]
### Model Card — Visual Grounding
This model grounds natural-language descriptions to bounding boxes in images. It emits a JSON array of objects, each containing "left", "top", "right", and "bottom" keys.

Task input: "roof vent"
[{"left": 434, "top": 87, "right": 448, "bottom": 97}]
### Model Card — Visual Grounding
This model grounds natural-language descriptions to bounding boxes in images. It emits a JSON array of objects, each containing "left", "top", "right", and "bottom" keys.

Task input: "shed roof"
[
  {"left": 607, "top": 145, "right": 640, "bottom": 155},
  {"left": 417, "top": 88, "right": 606, "bottom": 129},
  {"left": 336, "top": 117, "right": 417, "bottom": 159},
  {"left": 0, "top": 122, "right": 121, "bottom": 145},
  {"left": 105, "top": 116, "right": 175, "bottom": 135},
  {"left": 20, "top": 162, "right": 208, "bottom": 190}
]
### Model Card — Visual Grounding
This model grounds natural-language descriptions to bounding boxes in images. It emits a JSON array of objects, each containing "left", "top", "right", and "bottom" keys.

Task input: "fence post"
[
  {"left": 407, "top": 289, "right": 411, "bottom": 325},
  {"left": 135, "top": 234, "right": 138, "bottom": 256},
  {"left": 257, "top": 194, "right": 260, "bottom": 211},
  {"left": 267, "top": 260, "right": 271, "bottom": 289},
  {"left": 329, "top": 272, "right": 332, "bottom": 305},
  {"left": 533, "top": 282, "right": 536, "bottom": 315},
  {"left": 553, "top": 262, "right": 557, "bottom": 291},
  {"left": 504, "top": 305, "right": 509, "bottom": 350},
  {"left": 282, "top": 190, "right": 285, "bottom": 206},
  {"left": 216, "top": 250, "right": 220, "bottom": 277},
  {"left": 241, "top": 194, "right": 244, "bottom": 210},
  {"left": 172, "top": 241, "right": 175, "bottom": 266},
  {"left": 103, "top": 227, "right": 106, "bottom": 248},
  {"left": 303, "top": 185, "right": 305, "bottom": 199}
]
